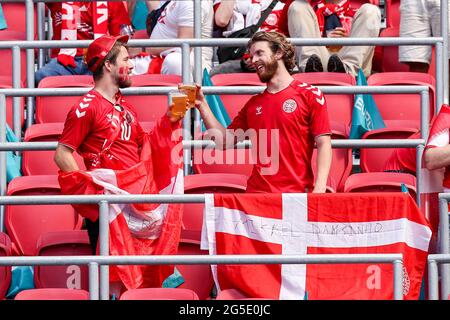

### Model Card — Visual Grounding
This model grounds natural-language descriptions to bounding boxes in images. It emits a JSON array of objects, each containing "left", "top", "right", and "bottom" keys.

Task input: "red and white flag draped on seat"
[
  {"left": 59, "top": 118, "right": 184, "bottom": 290},
  {"left": 201, "top": 193, "right": 431, "bottom": 300}
]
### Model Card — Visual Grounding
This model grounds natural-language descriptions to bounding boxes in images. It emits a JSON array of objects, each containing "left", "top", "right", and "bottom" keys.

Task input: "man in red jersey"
[
  {"left": 197, "top": 31, "right": 332, "bottom": 193},
  {"left": 35, "top": 1, "right": 133, "bottom": 85},
  {"left": 54, "top": 34, "right": 185, "bottom": 254}
]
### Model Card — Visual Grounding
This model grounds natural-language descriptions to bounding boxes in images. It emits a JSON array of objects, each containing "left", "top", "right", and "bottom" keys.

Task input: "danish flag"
[{"left": 202, "top": 193, "right": 431, "bottom": 299}]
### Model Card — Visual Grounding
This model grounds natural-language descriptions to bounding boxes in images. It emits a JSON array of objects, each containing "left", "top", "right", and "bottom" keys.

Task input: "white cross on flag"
[{"left": 201, "top": 193, "right": 432, "bottom": 300}]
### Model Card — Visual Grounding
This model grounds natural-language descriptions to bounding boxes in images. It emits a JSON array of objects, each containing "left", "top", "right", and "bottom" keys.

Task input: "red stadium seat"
[
  {"left": 14, "top": 288, "right": 90, "bottom": 300},
  {"left": 344, "top": 172, "right": 416, "bottom": 198},
  {"left": 0, "top": 232, "right": 12, "bottom": 300},
  {"left": 5, "top": 175, "right": 83, "bottom": 256},
  {"left": 120, "top": 287, "right": 199, "bottom": 300},
  {"left": 182, "top": 173, "right": 247, "bottom": 243},
  {"left": 35, "top": 75, "right": 94, "bottom": 124},
  {"left": 359, "top": 126, "right": 419, "bottom": 173},
  {"left": 0, "top": 31, "right": 27, "bottom": 84},
  {"left": 216, "top": 288, "right": 272, "bottom": 300},
  {"left": 210, "top": 73, "right": 263, "bottom": 119},
  {"left": 176, "top": 242, "right": 214, "bottom": 300},
  {"left": 34, "top": 230, "right": 91, "bottom": 290},
  {"left": 0, "top": 76, "right": 25, "bottom": 129},
  {"left": 125, "top": 74, "right": 182, "bottom": 122},
  {"left": 372, "top": 27, "right": 436, "bottom": 78},
  {"left": 0, "top": 2, "right": 37, "bottom": 35},
  {"left": 367, "top": 72, "right": 436, "bottom": 127},
  {"left": 312, "top": 121, "right": 352, "bottom": 192},
  {"left": 293, "top": 72, "right": 356, "bottom": 128},
  {"left": 22, "top": 123, "right": 86, "bottom": 175}
]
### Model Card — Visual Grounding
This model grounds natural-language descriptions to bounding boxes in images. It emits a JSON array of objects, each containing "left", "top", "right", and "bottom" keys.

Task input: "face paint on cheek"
[{"left": 118, "top": 66, "right": 130, "bottom": 82}]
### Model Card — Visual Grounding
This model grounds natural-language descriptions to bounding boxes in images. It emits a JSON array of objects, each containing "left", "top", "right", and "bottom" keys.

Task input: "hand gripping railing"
[{"left": 0, "top": 193, "right": 404, "bottom": 300}]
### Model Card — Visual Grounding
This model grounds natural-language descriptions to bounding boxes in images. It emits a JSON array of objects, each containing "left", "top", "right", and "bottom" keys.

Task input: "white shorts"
[{"left": 399, "top": 0, "right": 450, "bottom": 64}]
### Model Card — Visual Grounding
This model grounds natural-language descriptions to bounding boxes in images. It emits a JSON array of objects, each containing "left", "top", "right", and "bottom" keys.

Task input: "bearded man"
[{"left": 196, "top": 31, "right": 332, "bottom": 193}]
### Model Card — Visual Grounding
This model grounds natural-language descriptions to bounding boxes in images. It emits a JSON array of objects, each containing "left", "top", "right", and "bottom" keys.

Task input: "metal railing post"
[
  {"left": 428, "top": 259, "right": 439, "bottom": 300},
  {"left": 25, "top": 0, "right": 35, "bottom": 129},
  {"left": 439, "top": 197, "right": 450, "bottom": 299},
  {"left": 99, "top": 200, "right": 110, "bottom": 300},
  {"left": 415, "top": 144, "right": 424, "bottom": 206},
  {"left": 88, "top": 262, "right": 99, "bottom": 301},
  {"left": 393, "top": 259, "right": 404, "bottom": 300},
  {"left": 12, "top": 46, "right": 22, "bottom": 138},
  {"left": 436, "top": 41, "right": 444, "bottom": 113},
  {"left": 193, "top": 0, "right": 202, "bottom": 126},
  {"left": 0, "top": 94, "right": 6, "bottom": 232},
  {"left": 182, "top": 42, "right": 192, "bottom": 175},
  {"left": 37, "top": 1, "right": 45, "bottom": 69}
]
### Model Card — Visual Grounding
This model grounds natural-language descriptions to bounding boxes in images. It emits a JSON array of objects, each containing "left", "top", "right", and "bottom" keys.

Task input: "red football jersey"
[
  {"left": 47, "top": 1, "right": 131, "bottom": 58},
  {"left": 59, "top": 89, "right": 145, "bottom": 170},
  {"left": 228, "top": 79, "right": 331, "bottom": 193}
]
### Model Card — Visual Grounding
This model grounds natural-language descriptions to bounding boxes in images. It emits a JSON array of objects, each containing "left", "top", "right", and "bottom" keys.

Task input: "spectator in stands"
[
  {"left": 35, "top": 1, "right": 133, "bottom": 86},
  {"left": 127, "top": 0, "right": 154, "bottom": 31},
  {"left": 130, "top": 0, "right": 213, "bottom": 76},
  {"left": 54, "top": 35, "right": 186, "bottom": 255},
  {"left": 287, "top": 0, "right": 381, "bottom": 77},
  {"left": 383, "top": 131, "right": 421, "bottom": 175},
  {"left": 210, "top": 0, "right": 290, "bottom": 76},
  {"left": 197, "top": 31, "right": 332, "bottom": 193},
  {"left": 399, "top": 0, "right": 450, "bottom": 75}
]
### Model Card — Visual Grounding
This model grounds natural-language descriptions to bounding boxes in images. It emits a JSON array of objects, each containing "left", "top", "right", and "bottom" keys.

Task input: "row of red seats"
[{"left": 12, "top": 287, "right": 263, "bottom": 300}]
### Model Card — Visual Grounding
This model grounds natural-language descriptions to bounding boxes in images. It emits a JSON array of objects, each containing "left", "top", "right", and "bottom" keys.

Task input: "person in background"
[
  {"left": 287, "top": 0, "right": 380, "bottom": 77},
  {"left": 35, "top": 1, "right": 133, "bottom": 86},
  {"left": 399, "top": 0, "right": 449, "bottom": 91},
  {"left": 130, "top": 0, "right": 213, "bottom": 76},
  {"left": 210, "top": 0, "right": 290, "bottom": 76}
]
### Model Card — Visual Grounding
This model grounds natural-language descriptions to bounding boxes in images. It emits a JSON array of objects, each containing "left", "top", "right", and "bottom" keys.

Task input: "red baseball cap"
[{"left": 85, "top": 34, "right": 129, "bottom": 73}]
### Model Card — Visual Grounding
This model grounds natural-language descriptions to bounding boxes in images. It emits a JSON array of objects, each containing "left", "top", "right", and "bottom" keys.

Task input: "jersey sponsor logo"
[
  {"left": 282, "top": 99, "right": 297, "bottom": 113},
  {"left": 256, "top": 106, "right": 263, "bottom": 115}
]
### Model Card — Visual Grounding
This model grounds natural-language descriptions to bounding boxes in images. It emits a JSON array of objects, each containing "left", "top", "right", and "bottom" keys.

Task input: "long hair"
[{"left": 247, "top": 31, "right": 297, "bottom": 72}]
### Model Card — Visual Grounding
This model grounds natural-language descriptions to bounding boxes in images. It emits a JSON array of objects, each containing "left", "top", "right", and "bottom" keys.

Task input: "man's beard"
[
  {"left": 117, "top": 66, "right": 132, "bottom": 88},
  {"left": 256, "top": 56, "right": 278, "bottom": 83}
]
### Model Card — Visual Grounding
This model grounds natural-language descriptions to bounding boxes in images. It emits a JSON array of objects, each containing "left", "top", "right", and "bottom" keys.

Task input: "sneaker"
[
  {"left": 304, "top": 54, "right": 323, "bottom": 72},
  {"left": 327, "top": 54, "right": 346, "bottom": 73}
]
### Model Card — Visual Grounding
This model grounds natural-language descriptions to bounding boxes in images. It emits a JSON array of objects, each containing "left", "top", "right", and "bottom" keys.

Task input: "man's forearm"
[
  {"left": 313, "top": 136, "right": 332, "bottom": 193},
  {"left": 198, "top": 101, "right": 236, "bottom": 148},
  {"left": 424, "top": 145, "right": 450, "bottom": 170},
  {"left": 54, "top": 145, "right": 80, "bottom": 172}
]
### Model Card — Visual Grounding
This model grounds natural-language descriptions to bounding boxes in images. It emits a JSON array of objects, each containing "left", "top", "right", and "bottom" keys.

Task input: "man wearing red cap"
[
  {"left": 35, "top": 1, "right": 133, "bottom": 86},
  {"left": 54, "top": 35, "right": 186, "bottom": 292}
]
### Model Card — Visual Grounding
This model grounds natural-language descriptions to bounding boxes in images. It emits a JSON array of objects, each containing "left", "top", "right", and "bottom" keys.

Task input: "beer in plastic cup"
[
  {"left": 168, "top": 91, "right": 188, "bottom": 116},
  {"left": 179, "top": 83, "right": 197, "bottom": 109}
]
